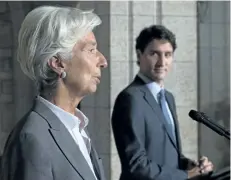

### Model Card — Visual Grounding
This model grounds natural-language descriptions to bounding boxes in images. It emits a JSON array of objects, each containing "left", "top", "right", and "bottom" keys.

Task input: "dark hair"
[{"left": 135, "top": 25, "right": 177, "bottom": 64}]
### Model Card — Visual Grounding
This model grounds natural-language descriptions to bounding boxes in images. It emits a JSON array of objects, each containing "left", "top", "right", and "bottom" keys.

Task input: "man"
[
  {"left": 111, "top": 25, "right": 213, "bottom": 180},
  {"left": 1, "top": 6, "right": 107, "bottom": 180}
]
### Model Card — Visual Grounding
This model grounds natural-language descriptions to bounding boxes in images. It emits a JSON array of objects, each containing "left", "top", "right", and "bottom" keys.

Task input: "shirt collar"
[
  {"left": 37, "top": 96, "right": 88, "bottom": 131},
  {"left": 137, "top": 72, "right": 163, "bottom": 101},
  {"left": 75, "top": 108, "right": 89, "bottom": 130}
]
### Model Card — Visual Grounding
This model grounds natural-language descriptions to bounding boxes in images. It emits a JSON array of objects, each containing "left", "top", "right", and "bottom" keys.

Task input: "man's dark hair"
[{"left": 135, "top": 25, "right": 177, "bottom": 65}]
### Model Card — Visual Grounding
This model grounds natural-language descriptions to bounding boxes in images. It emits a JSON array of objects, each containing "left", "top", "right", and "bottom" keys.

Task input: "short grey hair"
[{"left": 17, "top": 5, "right": 101, "bottom": 90}]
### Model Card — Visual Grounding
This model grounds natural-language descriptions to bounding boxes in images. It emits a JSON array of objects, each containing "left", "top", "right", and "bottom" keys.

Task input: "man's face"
[
  {"left": 64, "top": 31, "right": 107, "bottom": 96},
  {"left": 138, "top": 39, "right": 174, "bottom": 84}
]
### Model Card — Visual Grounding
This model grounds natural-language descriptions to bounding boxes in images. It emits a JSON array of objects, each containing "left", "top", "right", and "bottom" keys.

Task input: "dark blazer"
[
  {"left": 111, "top": 75, "right": 192, "bottom": 180},
  {"left": 0, "top": 98, "right": 105, "bottom": 180}
]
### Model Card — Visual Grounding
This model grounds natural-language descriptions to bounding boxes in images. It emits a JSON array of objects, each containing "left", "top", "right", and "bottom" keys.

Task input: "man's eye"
[
  {"left": 149, "top": 51, "right": 155, "bottom": 56},
  {"left": 165, "top": 53, "right": 172, "bottom": 57}
]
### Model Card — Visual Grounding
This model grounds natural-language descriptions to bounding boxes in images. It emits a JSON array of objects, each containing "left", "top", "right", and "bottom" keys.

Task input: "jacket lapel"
[
  {"left": 165, "top": 92, "right": 182, "bottom": 151},
  {"left": 90, "top": 147, "right": 105, "bottom": 180},
  {"left": 85, "top": 129, "right": 104, "bottom": 180},
  {"left": 33, "top": 99, "right": 96, "bottom": 180},
  {"left": 133, "top": 76, "right": 179, "bottom": 150}
]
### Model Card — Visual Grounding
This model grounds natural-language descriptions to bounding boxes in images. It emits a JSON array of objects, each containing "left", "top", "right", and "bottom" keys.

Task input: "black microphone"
[
  {"left": 188, "top": 110, "right": 230, "bottom": 140},
  {"left": 200, "top": 112, "right": 230, "bottom": 134}
]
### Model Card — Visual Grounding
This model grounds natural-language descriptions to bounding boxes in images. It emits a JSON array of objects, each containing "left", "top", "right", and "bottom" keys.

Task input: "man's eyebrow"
[{"left": 149, "top": 50, "right": 173, "bottom": 53}]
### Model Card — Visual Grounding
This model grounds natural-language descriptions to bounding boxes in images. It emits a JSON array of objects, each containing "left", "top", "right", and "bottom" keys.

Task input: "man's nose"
[{"left": 157, "top": 54, "right": 165, "bottom": 66}]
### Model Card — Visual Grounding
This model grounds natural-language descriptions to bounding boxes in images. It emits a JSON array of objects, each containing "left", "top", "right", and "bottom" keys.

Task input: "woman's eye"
[{"left": 89, "top": 49, "right": 96, "bottom": 53}]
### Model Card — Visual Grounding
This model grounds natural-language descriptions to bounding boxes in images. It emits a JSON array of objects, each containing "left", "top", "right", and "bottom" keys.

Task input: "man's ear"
[
  {"left": 47, "top": 56, "right": 65, "bottom": 75},
  {"left": 136, "top": 49, "right": 142, "bottom": 65},
  {"left": 136, "top": 49, "right": 142, "bottom": 59}
]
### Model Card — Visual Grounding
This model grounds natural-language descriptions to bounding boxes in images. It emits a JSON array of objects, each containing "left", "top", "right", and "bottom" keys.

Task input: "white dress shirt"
[{"left": 37, "top": 96, "right": 97, "bottom": 179}]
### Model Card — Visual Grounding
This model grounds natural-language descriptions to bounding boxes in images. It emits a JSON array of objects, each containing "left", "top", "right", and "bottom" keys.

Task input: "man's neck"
[{"left": 138, "top": 71, "right": 164, "bottom": 88}]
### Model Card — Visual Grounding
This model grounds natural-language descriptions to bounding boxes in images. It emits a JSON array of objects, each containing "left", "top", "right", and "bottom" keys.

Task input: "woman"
[{"left": 1, "top": 5, "right": 107, "bottom": 180}]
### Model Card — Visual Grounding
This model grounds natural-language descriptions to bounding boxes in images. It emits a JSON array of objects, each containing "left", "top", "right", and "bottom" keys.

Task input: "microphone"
[{"left": 188, "top": 110, "right": 230, "bottom": 140}]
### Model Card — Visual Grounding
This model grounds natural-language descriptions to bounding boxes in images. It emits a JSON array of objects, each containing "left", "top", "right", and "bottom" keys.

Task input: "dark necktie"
[{"left": 159, "top": 89, "right": 176, "bottom": 143}]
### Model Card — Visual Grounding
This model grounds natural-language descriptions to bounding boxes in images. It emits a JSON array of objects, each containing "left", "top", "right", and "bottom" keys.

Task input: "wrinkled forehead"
[
  {"left": 74, "top": 32, "right": 97, "bottom": 49},
  {"left": 82, "top": 32, "right": 97, "bottom": 44}
]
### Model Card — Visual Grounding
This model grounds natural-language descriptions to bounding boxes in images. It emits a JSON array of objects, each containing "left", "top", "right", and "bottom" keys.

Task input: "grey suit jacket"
[
  {"left": 0, "top": 99, "right": 106, "bottom": 180},
  {"left": 112, "top": 76, "right": 191, "bottom": 180}
]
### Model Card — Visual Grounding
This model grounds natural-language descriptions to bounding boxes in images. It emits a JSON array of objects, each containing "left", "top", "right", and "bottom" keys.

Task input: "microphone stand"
[
  {"left": 199, "top": 112, "right": 230, "bottom": 141},
  {"left": 197, "top": 112, "right": 230, "bottom": 180},
  {"left": 191, "top": 111, "right": 230, "bottom": 180}
]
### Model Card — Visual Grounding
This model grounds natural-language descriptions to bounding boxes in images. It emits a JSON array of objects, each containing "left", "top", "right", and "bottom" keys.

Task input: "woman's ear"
[{"left": 47, "top": 56, "right": 65, "bottom": 76}]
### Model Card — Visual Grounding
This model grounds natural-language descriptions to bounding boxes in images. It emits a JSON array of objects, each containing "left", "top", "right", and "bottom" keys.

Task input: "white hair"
[{"left": 17, "top": 5, "right": 101, "bottom": 90}]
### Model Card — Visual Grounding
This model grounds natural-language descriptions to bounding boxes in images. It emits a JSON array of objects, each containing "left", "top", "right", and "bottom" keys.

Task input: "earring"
[{"left": 60, "top": 71, "right": 66, "bottom": 79}]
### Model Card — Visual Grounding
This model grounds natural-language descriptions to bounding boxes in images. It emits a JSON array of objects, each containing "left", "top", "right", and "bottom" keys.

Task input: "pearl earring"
[{"left": 60, "top": 71, "right": 66, "bottom": 79}]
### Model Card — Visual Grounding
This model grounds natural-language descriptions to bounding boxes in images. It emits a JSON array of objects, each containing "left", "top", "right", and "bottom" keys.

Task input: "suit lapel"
[
  {"left": 165, "top": 92, "right": 182, "bottom": 151},
  {"left": 50, "top": 128, "right": 96, "bottom": 180},
  {"left": 133, "top": 76, "right": 179, "bottom": 150},
  {"left": 90, "top": 147, "right": 104, "bottom": 180},
  {"left": 33, "top": 99, "right": 96, "bottom": 180},
  {"left": 84, "top": 129, "right": 103, "bottom": 180}
]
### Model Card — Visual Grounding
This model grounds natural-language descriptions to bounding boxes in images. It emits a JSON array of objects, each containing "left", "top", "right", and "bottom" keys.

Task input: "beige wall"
[{"left": 197, "top": 1, "right": 230, "bottom": 170}]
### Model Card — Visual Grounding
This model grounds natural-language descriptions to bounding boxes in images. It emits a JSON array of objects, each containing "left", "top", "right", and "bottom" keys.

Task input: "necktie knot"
[{"left": 159, "top": 89, "right": 166, "bottom": 100}]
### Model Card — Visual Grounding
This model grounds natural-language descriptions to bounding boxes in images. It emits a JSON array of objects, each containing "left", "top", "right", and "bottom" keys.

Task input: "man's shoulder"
[
  {"left": 117, "top": 81, "right": 142, "bottom": 98},
  {"left": 112, "top": 83, "right": 143, "bottom": 111},
  {"left": 165, "top": 89, "right": 175, "bottom": 98}
]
